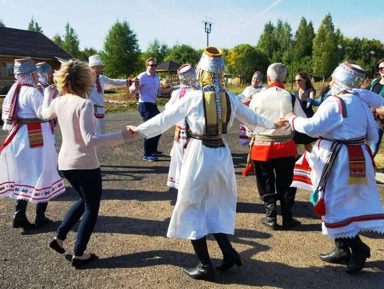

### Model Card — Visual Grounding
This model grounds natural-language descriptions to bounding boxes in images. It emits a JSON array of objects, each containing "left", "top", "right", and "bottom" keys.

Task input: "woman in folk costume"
[
  {"left": 133, "top": 47, "right": 284, "bottom": 282},
  {"left": 0, "top": 58, "right": 65, "bottom": 230},
  {"left": 286, "top": 61, "right": 384, "bottom": 274},
  {"left": 164, "top": 64, "right": 199, "bottom": 189},
  {"left": 36, "top": 62, "right": 53, "bottom": 90}
]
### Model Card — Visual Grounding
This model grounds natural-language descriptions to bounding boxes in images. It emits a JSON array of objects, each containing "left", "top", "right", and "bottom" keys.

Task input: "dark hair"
[
  {"left": 375, "top": 58, "right": 384, "bottom": 73},
  {"left": 296, "top": 71, "right": 314, "bottom": 90}
]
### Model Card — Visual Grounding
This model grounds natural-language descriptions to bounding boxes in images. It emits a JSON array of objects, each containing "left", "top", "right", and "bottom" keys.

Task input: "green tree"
[
  {"left": 52, "top": 34, "right": 63, "bottom": 47},
  {"left": 61, "top": 23, "right": 81, "bottom": 58},
  {"left": 165, "top": 44, "right": 200, "bottom": 67},
  {"left": 225, "top": 44, "right": 269, "bottom": 83},
  {"left": 141, "top": 39, "right": 169, "bottom": 64},
  {"left": 257, "top": 21, "right": 278, "bottom": 60},
  {"left": 102, "top": 20, "right": 140, "bottom": 78},
  {"left": 78, "top": 47, "right": 98, "bottom": 62},
  {"left": 0, "top": 19, "right": 5, "bottom": 27},
  {"left": 312, "top": 13, "right": 339, "bottom": 80},
  {"left": 294, "top": 17, "right": 315, "bottom": 59},
  {"left": 27, "top": 17, "right": 43, "bottom": 33}
]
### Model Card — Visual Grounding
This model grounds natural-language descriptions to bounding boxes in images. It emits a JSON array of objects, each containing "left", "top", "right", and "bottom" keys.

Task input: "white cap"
[{"left": 89, "top": 55, "right": 103, "bottom": 67}]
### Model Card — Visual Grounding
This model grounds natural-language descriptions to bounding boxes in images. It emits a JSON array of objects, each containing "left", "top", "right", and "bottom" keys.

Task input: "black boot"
[
  {"left": 261, "top": 200, "right": 278, "bottom": 230},
  {"left": 35, "top": 202, "right": 50, "bottom": 228},
  {"left": 319, "top": 238, "right": 351, "bottom": 265},
  {"left": 345, "top": 236, "right": 371, "bottom": 274},
  {"left": 281, "top": 202, "right": 301, "bottom": 230},
  {"left": 12, "top": 200, "right": 35, "bottom": 230},
  {"left": 183, "top": 237, "right": 214, "bottom": 281},
  {"left": 213, "top": 233, "right": 242, "bottom": 272}
]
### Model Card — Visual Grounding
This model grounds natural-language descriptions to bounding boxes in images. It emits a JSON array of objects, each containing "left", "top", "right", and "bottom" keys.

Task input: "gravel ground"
[{"left": 0, "top": 110, "right": 383, "bottom": 289}]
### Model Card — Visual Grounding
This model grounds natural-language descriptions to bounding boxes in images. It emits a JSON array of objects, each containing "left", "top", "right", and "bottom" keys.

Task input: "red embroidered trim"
[{"left": 324, "top": 214, "right": 384, "bottom": 229}]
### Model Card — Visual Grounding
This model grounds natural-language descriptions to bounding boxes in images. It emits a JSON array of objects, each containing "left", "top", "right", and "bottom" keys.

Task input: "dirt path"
[{"left": 0, "top": 111, "right": 383, "bottom": 289}]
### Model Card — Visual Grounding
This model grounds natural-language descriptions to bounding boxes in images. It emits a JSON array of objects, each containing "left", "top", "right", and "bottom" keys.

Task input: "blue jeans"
[
  {"left": 56, "top": 168, "right": 102, "bottom": 256},
  {"left": 138, "top": 102, "right": 161, "bottom": 156},
  {"left": 370, "top": 125, "right": 383, "bottom": 157}
]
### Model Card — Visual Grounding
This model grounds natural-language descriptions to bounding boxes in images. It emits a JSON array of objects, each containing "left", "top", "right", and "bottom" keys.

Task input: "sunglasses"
[
  {"left": 379, "top": 67, "right": 384, "bottom": 72},
  {"left": 148, "top": 64, "right": 157, "bottom": 67},
  {"left": 295, "top": 79, "right": 303, "bottom": 82}
]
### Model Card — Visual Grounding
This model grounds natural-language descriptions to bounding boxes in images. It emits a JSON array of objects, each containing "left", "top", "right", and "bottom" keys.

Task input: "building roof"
[
  {"left": 0, "top": 27, "right": 73, "bottom": 60},
  {"left": 156, "top": 60, "right": 181, "bottom": 72}
]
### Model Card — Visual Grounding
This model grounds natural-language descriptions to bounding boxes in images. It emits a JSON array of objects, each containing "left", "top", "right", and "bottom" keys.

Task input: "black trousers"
[
  {"left": 138, "top": 102, "right": 161, "bottom": 156},
  {"left": 253, "top": 156, "right": 297, "bottom": 205}
]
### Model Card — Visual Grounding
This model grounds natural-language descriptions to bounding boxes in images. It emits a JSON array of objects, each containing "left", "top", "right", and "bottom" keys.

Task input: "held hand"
[
  {"left": 122, "top": 127, "right": 135, "bottom": 140},
  {"left": 285, "top": 112, "right": 295, "bottom": 121},
  {"left": 45, "top": 84, "right": 59, "bottom": 99},
  {"left": 241, "top": 98, "right": 251, "bottom": 106},
  {"left": 274, "top": 118, "right": 288, "bottom": 128},
  {"left": 126, "top": 125, "right": 138, "bottom": 134}
]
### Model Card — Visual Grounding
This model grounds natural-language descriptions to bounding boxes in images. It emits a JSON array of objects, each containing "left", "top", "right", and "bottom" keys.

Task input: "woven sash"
[{"left": 27, "top": 123, "right": 44, "bottom": 148}]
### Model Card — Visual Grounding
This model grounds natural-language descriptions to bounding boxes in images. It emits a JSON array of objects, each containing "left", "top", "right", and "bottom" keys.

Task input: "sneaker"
[
  {"left": 153, "top": 150, "right": 163, "bottom": 155},
  {"left": 143, "top": 155, "right": 158, "bottom": 161}
]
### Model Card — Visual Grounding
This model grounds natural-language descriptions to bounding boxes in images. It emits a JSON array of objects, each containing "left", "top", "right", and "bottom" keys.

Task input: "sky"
[{"left": 1, "top": 0, "right": 383, "bottom": 52}]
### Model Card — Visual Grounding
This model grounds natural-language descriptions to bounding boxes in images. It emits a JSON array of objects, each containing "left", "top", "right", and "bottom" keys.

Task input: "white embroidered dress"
[
  {"left": 0, "top": 84, "right": 65, "bottom": 202},
  {"left": 164, "top": 87, "right": 194, "bottom": 189},
  {"left": 137, "top": 90, "right": 274, "bottom": 239},
  {"left": 289, "top": 90, "right": 384, "bottom": 239}
]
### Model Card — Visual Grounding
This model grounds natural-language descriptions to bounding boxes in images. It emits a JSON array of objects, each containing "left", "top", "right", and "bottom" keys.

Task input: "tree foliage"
[
  {"left": 225, "top": 44, "right": 269, "bottom": 83},
  {"left": 141, "top": 39, "right": 169, "bottom": 64},
  {"left": 164, "top": 44, "right": 200, "bottom": 67},
  {"left": 294, "top": 18, "right": 315, "bottom": 59},
  {"left": 312, "top": 14, "right": 339, "bottom": 79},
  {"left": 257, "top": 21, "right": 278, "bottom": 60},
  {"left": 27, "top": 17, "right": 43, "bottom": 33},
  {"left": 102, "top": 20, "right": 140, "bottom": 78},
  {"left": 0, "top": 19, "right": 5, "bottom": 27},
  {"left": 60, "top": 23, "right": 81, "bottom": 58},
  {"left": 78, "top": 47, "right": 98, "bottom": 62}
]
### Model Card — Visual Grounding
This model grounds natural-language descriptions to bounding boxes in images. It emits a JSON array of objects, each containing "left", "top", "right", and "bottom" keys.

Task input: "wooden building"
[{"left": 0, "top": 27, "right": 73, "bottom": 94}]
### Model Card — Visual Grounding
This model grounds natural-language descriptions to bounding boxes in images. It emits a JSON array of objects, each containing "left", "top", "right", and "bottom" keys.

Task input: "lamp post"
[
  {"left": 370, "top": 50, "right": 375, "bottom": 79},
  {"left": 203, "top": 20, "right": 213, "bottom": 47},
  {"left": 337, "top": 44, "right": 343, "bottom": 63}
]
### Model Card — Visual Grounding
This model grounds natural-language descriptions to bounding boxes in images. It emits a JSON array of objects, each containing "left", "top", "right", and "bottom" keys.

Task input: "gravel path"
[{"left": 0, "top": 110, "right": 383, "bottom": 289}]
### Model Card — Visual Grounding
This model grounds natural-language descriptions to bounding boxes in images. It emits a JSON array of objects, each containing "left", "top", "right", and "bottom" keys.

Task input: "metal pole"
[{"left": 203, "top": 21, "right": 212, "bottom": 47}]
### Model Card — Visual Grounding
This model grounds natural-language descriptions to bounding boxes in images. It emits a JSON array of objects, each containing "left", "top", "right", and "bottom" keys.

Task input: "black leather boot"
[
  {"left": 261, "top": 201, "right": 278, "bottom": 230},
  {"left": 213, "top": 233, "right": 242, "bottom": 272},
  {"left": 183, "top": 237, "right": 214, "bottom": 281},
  {"left": 12, "top": 200, "right": 35, "bottom": 230},
  {"left": 35, "top": 202, "right": 50, "bottom": 228},
  {"left": 281, "top": 202, "right": 301, "bottom": 229},
  {"left": 345, "top": 236, "right": 371, "bottom": 274},
  {"left": 319, "top": 238, "right": 351, "bottom": 264}
]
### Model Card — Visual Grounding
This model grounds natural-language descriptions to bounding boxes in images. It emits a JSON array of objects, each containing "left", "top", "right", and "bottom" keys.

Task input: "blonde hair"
[
  {"left": 54, "top": 59, "right": 95, "bottom": 98},
  {"left": 145, "top": 57, "right": 157, "bottom": 66}
]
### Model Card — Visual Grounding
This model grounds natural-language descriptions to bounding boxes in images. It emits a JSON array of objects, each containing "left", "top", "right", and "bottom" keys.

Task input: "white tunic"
[
  {"left": 0, "top": 84, "right": 65, "bottom": 203},
  {"left": 289, "top": 91, "right": 384, "bottom": 239},
  {"left": 137, "top": 90, "right": 274, "bottom": 239},
  {"left": 89, "top": 75, "right": 127, "bottom": 135},
  {"left": 164, "top": 87, "right": 194, "bottom": 189}
]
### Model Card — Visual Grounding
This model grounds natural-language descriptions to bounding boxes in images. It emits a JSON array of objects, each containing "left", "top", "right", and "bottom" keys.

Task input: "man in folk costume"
[
  {"left": 88, "top": 55, "right": 129, "bottom": 135},
  {"left": 238, "top": 71, "right": 266, "bottom": 146},
  {"left": 131, "top": 47, "right": 285, "bottom": 282},
  {"left": 247, "top": 63, "right": 306, "bottom": 230},
  {"left": 286, "top": 61, "right": 384, "bottom": 274},
  {"left": 0, "top": 58, "right": 65, "bottom": 230},
  {"left": 164, "top": 64, "right": 199, "bottom": 189}
]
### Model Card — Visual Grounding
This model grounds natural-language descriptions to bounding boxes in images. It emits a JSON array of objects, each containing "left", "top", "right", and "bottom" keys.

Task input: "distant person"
[
  {"left": 248, "top": 63, "right": 306, "bottom": 230},
  {"left": 42, "top": 59, "right": 133, "bottom": 268},
  {"left": 308, "top": 79, "right": 331, "bottom": 107},
  {"left": 369, "top": 58, "right": 384, "bottom": 157},
  {"left": 238, "top": 71, "right": 267, "bottom": 146},
  {"left": 88, "top": 55, "right": 129, "bottom": 135},
  {"left": 129, "top": 57, "right": 174, "bottom": 161},
  {"left": 293, "top": 71, "right": 317, "bottom": 152},
  {"left": 286, "top": 61, "right": 384, "bottom": 275},
  {"left": 129, "top": 47, "right": 285, "bottom": 282},
  {"left": 0, "top": 58, "right": 65, "bottom": 230},
  {"left": 164, "top": 64, "right": 199, "bottom": 189}
]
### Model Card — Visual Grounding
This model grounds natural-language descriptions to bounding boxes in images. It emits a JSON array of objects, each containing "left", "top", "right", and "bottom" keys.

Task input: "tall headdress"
[
  {"left": 14, "top": 57, "right": 37, "bottom": 86},
  {"left": 36, "top": 62, "right": 52, "bottom": 86},
  {"left": 177, "top": 64, "right": 199, "bottom": 88}
]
